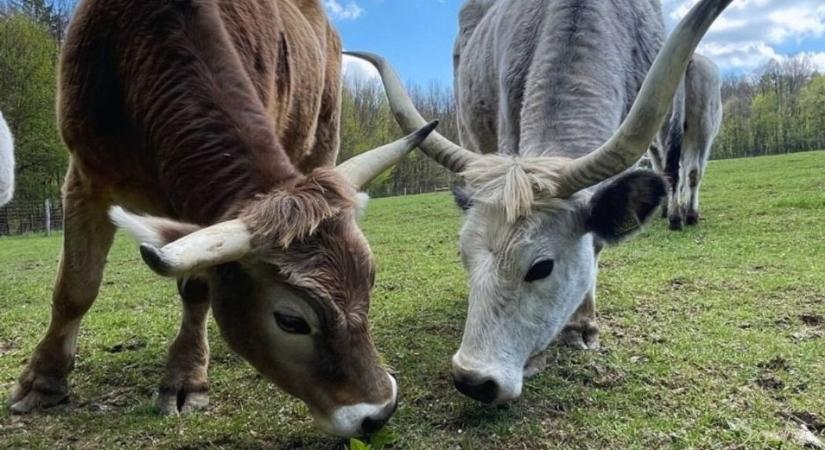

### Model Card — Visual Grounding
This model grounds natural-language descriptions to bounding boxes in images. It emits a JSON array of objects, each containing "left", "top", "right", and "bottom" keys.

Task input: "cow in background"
[
  {"left": 0, "top": 111, "right": 13, "bottom": 206},
  {"left": 650, "top": 54, "right": 723, "bottom": 230}
]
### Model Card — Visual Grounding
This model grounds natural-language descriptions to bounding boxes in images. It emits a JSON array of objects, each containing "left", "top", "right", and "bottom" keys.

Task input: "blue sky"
[
  {"left": 328, "top": 0, "right": 825, "bottom": 85},
  {"left": 332, "top": 0, "right": 462, "bottom": 85}
]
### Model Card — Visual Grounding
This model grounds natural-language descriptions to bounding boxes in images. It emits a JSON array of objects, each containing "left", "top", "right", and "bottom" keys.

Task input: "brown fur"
[
  {"left": 58, "top": 0, "right": 341, "bottom": 222},
  {"left": 13, "top": 0, "right": 393, "bottom": 430},
  {"left": 243, "top": 168, "right": 357, "bottom": 249}
]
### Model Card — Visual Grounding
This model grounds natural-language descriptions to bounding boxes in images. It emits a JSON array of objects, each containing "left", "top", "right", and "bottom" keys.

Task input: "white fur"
[
  {"left": 108, "top": 206, "right": 167, "bottom": 247},
  {"left": 453, "top": 196, "right": 596, "bottom": 402},
  {"left": 0, "top": 111, "right": 15, "bottom": 206}
]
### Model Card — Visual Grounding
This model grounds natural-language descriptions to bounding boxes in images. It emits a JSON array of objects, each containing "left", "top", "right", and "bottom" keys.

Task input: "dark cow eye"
[
  {"left": 525, "top": 260, "right": 554, "bottom": 282},
  {"left": 274, "top": 313, "right": 311, "bottom": 334}
]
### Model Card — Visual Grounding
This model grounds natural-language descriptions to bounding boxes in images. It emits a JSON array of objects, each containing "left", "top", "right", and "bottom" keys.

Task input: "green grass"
[{"left": 1, "top": 151, "right": 824, "bottom": 449}]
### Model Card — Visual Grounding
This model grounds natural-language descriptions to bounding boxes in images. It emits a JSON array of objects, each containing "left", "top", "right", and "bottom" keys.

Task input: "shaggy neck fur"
[{"left": 462, "top": 155, "right": 576, "bottom": 223}]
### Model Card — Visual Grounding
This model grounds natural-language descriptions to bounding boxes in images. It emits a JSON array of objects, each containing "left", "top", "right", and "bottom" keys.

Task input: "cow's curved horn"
[
  {"left": 557, "top": 0, "right": 732, "bottom": 197},
  {"left": 337, "top": 120, "right": 439, "bottom": 189},
  {"left": 344, "top": 51, "right": 480, "bottom": 173},
  {"left": 140, "top": 220, "right": 252, "bottom": 277}
]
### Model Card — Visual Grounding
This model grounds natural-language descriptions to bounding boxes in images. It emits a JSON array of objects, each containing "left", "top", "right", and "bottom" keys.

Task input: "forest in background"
[{"left": 1, "top": 0, "right": 824, "bottom": 222}]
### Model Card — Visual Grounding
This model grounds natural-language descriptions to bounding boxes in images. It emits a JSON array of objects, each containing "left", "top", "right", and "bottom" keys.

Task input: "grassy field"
[{"left": 1, "top": 151, "right": 824, "bottom": 449}]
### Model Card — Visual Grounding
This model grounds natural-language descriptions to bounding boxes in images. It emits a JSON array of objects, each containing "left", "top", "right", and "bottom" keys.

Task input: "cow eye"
[
  {"left": 274, "top": 313, "right": 311, "bottom": 334},
  {"left": 525, "top": 259, "right": 554, "bottom": 282}
]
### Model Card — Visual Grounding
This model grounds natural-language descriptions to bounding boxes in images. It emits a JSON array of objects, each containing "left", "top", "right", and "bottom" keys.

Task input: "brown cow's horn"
[
  {"left": 337, "top": 120, "right": 439, "bottom": 189},
  {"left": 557, "top": 0, "right": 733, "bottom": 196},
  {"left": 344, "top": 51, "right": 481, "bottom": 173},
  {"left": 140, "top": 219, "right": 252, "bottom": 277}
]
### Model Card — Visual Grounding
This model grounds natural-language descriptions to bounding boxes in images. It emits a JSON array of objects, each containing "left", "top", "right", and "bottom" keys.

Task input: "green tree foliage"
[
  {"left": 799, "top": 74, "right": 825, "bottom": 150},
  {"left": 338, "top": 77, "right": 459, "bottom": 197},
  {"left": 715, "top": 56, "right": 825, "bottom": 159},
  {"left": 0, "top": 13, "right": 65, "bottom": 204}
]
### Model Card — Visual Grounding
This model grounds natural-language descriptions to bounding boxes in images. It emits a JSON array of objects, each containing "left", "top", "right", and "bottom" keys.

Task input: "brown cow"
[{"left": 8, "top": 0, "right": 436, "bottom": 437}]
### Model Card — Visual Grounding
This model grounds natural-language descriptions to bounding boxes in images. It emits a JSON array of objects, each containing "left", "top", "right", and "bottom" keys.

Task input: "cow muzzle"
[
  {"left": 315, "top": 372, "right": 398, "bottom": 437},
  {"left": 451, "top": 353, "right": 522, "bottom": 404}
]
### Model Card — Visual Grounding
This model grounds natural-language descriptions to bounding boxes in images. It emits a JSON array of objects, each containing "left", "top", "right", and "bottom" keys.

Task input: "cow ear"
[
  {"left": 109, "top": 206, "right": 200, "bottom": 247},
  {"left": 586, "top": 170, "right": 666, "bottom": 245},
  {"left": 452, "top": 184, "right": 473, "bottom": 211}
]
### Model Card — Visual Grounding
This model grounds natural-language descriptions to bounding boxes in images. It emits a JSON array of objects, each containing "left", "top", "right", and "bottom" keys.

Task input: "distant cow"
[
  {"left": 352, "top": 0, "right": 731, "bottom": 404},
  {"left": 650, "top": 54, "right": 723, "bottom": 230},
  {"left": 0, "top": 111, "right": 13, "bottom": 206},
  {"left": 10, "top": 0, "right": 436, "bottom": 437}
]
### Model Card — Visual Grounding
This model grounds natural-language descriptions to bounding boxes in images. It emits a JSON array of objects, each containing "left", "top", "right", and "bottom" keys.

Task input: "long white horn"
[
  {"left": 557, "top": 0, "right": 733, "bottom": 197},
  {"left": 344, "top": 51, "right": 480, "bottom": 173},
  {"left": 139, "top": 220, "right": 252, "bottom": 277},
  {"left": 337, "top": 120, "right": 439, "bottom": 189}
]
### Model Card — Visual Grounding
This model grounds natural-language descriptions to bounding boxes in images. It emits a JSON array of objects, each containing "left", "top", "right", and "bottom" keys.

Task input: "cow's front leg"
[
  {"left": 10, "top": 168, "right": 116, "bottom": 413},
  {"left": 559, "top": 288, "right": 600, "bottom": 350},
  {"left": 157, "top": 278, "right": 210, "bottom": 416}
]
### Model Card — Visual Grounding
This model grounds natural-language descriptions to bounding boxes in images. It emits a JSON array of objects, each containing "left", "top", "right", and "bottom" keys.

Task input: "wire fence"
[
  {"left": 0, "top": 186, "right": 453, "bottom": 237},
  {"left": 0, "top": 198, "right": 63, "bottom": 236}
]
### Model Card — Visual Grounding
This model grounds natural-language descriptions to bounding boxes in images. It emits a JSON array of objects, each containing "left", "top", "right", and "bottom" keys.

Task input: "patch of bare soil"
[
  {"left": 800, "top": 314, "right": 823, "bottom": 326},
  {"left": 779, "top": 411, "right": 825, "bottom": 434}
]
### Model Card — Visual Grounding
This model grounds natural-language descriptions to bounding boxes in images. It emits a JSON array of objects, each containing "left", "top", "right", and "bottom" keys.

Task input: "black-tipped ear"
[
  {"left": 586, "top": 170, "right": 666, "bottom": 245},
  {"left": 452, "top": 184, "right": 473, "bottom": 211}
]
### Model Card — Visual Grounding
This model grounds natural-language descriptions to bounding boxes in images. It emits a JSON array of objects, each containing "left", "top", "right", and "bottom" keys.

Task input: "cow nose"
[
  {"left": 360, "top": 415, "right": 388, "bottom": 434},
  {"left": 453, "top": 372, "right": 499, "bottom": 403},
  {"left": 359, "top": 395, "right": 397, "bottom": 435}
]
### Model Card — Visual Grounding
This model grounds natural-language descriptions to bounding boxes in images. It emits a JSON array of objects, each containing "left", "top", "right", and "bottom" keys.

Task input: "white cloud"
[
  {"left": 663, "top": 0, "right": 825, "bottom": 72},
  {"left": 803, "top": 51, "right": 825, "bottom": 70},
  {"left": 324, "top": 0, "right": 364, "bottom": 21},
  {"left": 342, "top": 54, "right": 379, "bottom": 82}
]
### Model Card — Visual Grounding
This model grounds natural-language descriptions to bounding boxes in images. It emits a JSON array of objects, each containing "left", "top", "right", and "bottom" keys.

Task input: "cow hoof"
[
  {"left": 9, "top": 382, "right": 69, "bottom": 414},
  {"left": 668, "top": 216, "right": 683, "bottom": 231},
  {"left": 685, "top": 213, "right": 699, "bottom": 226},
  {"left": 559, "top": 324, "right": 600, "bottom": 350},
  {"left": 524, "top": 352, "right": 547, "bottom": 378},
  {"left": 157, "top": 388, "right": 209, "bottom": 416}
]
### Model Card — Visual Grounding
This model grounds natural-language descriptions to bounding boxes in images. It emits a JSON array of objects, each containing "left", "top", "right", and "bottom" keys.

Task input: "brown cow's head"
[{"left": 110, "top": 124, "right": 436, "bottom": 436}]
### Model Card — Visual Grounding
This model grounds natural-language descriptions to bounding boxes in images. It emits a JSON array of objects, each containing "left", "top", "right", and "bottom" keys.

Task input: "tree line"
[{"left": 0, "top": 0, "right": 823, "bottom": 219}]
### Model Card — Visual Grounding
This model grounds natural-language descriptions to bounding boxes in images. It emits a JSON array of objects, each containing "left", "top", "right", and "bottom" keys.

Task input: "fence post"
[{"left": 45, "top": 198, "right": 51, "bottom": 236}]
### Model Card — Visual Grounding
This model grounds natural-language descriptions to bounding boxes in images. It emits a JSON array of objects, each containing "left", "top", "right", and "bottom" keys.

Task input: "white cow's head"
[
  {"left": 449, "top": 157, "right": 664, "bottom": 402},
  {"left": 349, "top": 0, "right": 731, "bottom": 403}
]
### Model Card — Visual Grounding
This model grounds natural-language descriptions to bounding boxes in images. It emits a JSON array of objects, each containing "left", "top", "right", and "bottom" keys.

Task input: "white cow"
[
  {"left": 351, "top": 0, "right": 732, "bottom": 403},
  {"left": 0, "top": 111, "right": 13, "bottom": 206},
  {"left": 650, "top": 54, "right": 723, "bottom": 230}
]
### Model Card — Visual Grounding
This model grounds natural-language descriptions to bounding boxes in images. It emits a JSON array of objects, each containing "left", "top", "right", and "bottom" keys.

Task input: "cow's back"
[
  {"left": 454, "top": 0, "right": 664, "bottom": 158},
  {"left": 59, "top": 0, "right": 340, "bottom": 222}
]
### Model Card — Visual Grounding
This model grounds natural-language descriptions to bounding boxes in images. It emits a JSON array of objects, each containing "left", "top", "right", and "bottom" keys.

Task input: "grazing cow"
[
  {"left": 9, "top": 0, "right": 437, "bottom": 437},
  {"left": 351, "top": 0, "right": 731, "bottom": 403},
  {"left": 650, "top": 54, "right": 723, "bottom": 230},
  {"left": 0, "top": 111, "right": 13, "bottom": 206}
]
